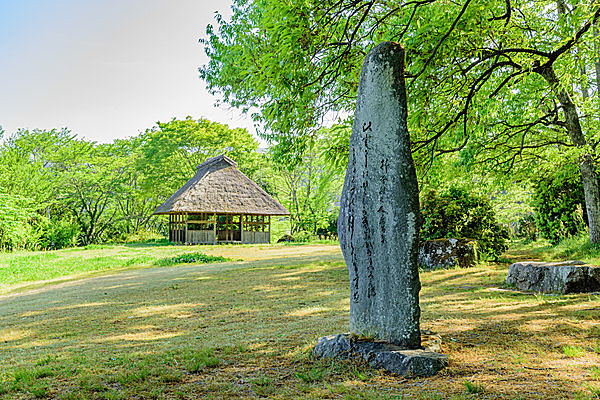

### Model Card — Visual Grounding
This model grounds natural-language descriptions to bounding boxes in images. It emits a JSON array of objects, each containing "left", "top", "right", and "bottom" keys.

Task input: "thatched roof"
[{"left": 153, "top": 154, "right": 290, "bottom": 216}]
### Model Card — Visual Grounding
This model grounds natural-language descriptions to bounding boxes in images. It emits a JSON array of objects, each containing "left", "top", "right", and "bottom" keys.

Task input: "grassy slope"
[
  {"left": 506, "top": 235, "right": 600, "bottom": 265},
  {"left": 0, "top": 241, "right": 339, "bottom": 295},
  {"left": 0, "top": 243, "right": 599, "bottom": 399}
]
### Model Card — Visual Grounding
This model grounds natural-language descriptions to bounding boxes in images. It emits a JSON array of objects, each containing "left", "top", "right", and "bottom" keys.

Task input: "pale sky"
[{"left": 0, "top": 0, "right": 258, "bottom": 143}]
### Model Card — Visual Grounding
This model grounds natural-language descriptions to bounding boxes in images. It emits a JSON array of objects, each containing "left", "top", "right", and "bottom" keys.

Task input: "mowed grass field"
[{"left": 1, "top": 243, "right": 600, "bottom": 399}]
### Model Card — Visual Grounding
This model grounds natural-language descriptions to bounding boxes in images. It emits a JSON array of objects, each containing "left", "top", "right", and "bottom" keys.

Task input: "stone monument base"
[{"left": 313, "top": 333, "right": 448, "bottom": 377}]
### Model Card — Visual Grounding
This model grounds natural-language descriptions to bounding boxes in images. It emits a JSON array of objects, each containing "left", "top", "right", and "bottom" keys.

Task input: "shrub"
[
  {"left": 532, "top": 165, "right": 588, "bottom": 244},
  {"left": 0, "top": 191, "right": 35, "bottom": 251},
  {"left": 36, "top": 219, "right": 80, "bottom": 250},
  {"left": 420, "top": 187, "right": 509, "bottom": 259},
  {"left": 294, "top": 231, "right": 313, "bottom": 243},
  {"left": 316, "top": 211, "right": 338, "bottom": 239},
  {"left": 515, "top": 214, "right": 538, "bottom": 242},
  {"left": 154, "top": 252, "right": 228, "bottom": 266},
  {"left": 113, "top": 229, "right": 164, "bottom": 244}
]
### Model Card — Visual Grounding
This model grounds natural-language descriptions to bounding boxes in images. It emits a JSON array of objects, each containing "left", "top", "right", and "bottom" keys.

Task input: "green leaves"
[
  {"left": 0, "top": 118, "right": 265, "bottom": 249},
  {"left": 532, "top": 164, "right": 588, "bottom": 244},
  {"left": 420, "top": 187, "right": 510, "bottom": 259},
  {"left": 0, "top": 190, "right": 35, "bottom": 250}
]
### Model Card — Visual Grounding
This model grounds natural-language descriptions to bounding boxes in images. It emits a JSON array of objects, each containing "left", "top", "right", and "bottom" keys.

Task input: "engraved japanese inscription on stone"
[{"left": 338, "top": 42, "right": 422, "bottom": 348}]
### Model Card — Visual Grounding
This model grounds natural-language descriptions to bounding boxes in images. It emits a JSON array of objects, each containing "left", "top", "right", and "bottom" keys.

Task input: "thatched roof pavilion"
[{"left": 153, "top": 154, "right": 289, "bottom": 244}]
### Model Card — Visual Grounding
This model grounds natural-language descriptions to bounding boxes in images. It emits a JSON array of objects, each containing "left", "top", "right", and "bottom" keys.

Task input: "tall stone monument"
[{"left": 313, "top": 42, "right": 447, "bottom": 376}]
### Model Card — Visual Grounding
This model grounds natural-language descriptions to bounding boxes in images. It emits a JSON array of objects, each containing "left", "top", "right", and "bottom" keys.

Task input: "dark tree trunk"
[{"left": 537, "top": 65, "right": 600, "bottom": 244}]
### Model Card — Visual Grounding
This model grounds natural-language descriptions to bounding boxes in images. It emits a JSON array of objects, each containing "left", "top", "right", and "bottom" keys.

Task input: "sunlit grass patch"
[
  {"left": 563, "top": 345, "right": 587, "bottom": 357},
  {"left": 3, "top": 243, "right": 600, "bottom": 398}
]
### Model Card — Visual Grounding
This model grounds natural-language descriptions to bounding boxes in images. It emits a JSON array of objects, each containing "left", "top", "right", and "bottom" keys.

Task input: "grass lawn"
[
  {"left": 0, "top": 241, "right": 337, "bottom": 295},
  {"left": 1, "top": 243, "right": 600, "bottom": 399}
]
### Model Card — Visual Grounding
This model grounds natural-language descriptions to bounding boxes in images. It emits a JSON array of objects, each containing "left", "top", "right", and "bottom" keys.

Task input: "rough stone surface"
[
  {"left": 313, "top": 334, "right": 448, "bottom": 377},
  {"left": 338, "top": 42, "right": 422, "bottom": 348},
  {"left": 506, "top": 260, "right": 600, "bottom": 294},
  {"left": 419, "top": 238, "right": 478, "bottom": 269},
  {"left": 277, "top": 234, "right": 294, "bottom": 243}
]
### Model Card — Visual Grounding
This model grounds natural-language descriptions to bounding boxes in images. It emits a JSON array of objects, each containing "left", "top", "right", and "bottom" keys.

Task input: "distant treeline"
[{"left": 0, "top": 117, "right": 344, "bottom": 251}]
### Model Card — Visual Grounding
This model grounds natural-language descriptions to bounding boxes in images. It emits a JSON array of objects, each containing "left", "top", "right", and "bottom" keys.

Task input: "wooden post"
[
  {"left": 184, "top": 212, "right": 188, "bottom": 244},
  {"left": 268, "top": 215, "right": 271, "bottom": 243},
  {"left": 241, "top": 214, "right": 245, "bottom": 243},
  {"left": 213, "top": 213, "right": 217, "bottom": 245}
]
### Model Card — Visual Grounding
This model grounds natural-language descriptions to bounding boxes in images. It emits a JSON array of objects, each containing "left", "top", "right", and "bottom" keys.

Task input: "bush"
[
  {"left": 36, "top": 219, "right": 80, "bottom": 250},
  {"left": 515, "top": 214, "right": 538, "bottom": 242},
  {"left": 0, "top": 191, "right": 35, "bottom": 251},
  {"left": 113, "top": 229, "right": 164, "bottom": 244},
  {"left": 315, "top": 212, "right": 338, "bottom": 239},
  {"left": 294, "top": 231, "right": 313, "bottom": 243},
  {"left": 532, "top": 165, "right": 588, "bottom": 245},
  {"left": 420, "top": 187, "right": 510, "bottom": 259},
  {"left": 154, "top": 252, "right": 228, "bottom": 266}
]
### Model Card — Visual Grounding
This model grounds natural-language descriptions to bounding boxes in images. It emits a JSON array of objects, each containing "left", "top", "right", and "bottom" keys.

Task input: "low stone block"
[
  {"left": 418, "top": 238, "right": 478, "bottom": 270},
  {"left": 277, "top": 234, "right": 294, "bottom": 243},
  {"left": 506, "top": 260, "right": 600, "bottom": 294},
  {"left": 313, "top": 334, "right": 448, "bottom": 377}
]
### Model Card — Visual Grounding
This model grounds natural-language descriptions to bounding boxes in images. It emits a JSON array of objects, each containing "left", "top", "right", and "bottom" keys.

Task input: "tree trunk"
[
  {"left": 537, "top": 64, "right": 600, "bottom": 244},
  {"left": 594, "top": 25, "right": 600, "bottom": 91}
]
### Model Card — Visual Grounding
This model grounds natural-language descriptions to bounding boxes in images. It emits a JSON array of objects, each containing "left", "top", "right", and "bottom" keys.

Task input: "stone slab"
[
  {"left": 313, "top": 334, "right": 448, "bottom": 377},
  {"left": 506, "top": 260, "right": 600, "bottom": 294},
  {"left": 419, "top": 238, "right": 478, "bottom": 269}
]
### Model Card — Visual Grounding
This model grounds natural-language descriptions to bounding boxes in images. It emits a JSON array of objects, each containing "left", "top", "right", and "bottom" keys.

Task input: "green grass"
[
  {"left": 463, "top": 381, "right": 485, "bottom": 394},
  {"left": 2, "top": 242, "right": 600, "bottom": 399},
  {"left": 296, "top": 366, "right": 326, "bottom": 383},
  {"left": 0, "top": 243, "right": 233, "bottom": 292},
  {"left": 509, "top": 235, "right": 600, "bottom": 264},
  {"left": 154, "top": 252, "right": 228, "bottom": 266},
  {"left": 0, "top": 240, "right": 343, "bottom": 294},
  {"left": 563, "top": 345, "right": 587, "bottom": 357}
]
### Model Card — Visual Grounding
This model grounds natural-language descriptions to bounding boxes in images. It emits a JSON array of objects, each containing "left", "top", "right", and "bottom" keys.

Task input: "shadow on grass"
[{"left": 1, "top": 253, "right": 598, "bottom": 399}]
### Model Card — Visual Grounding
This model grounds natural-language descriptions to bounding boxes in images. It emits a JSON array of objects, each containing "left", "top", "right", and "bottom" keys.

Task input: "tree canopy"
[
  {"left": 0, "top": 119, "right": 274, "bottom": 248},
  {"left": 201, "top": 0, "right": 600, "bottom": 243}
]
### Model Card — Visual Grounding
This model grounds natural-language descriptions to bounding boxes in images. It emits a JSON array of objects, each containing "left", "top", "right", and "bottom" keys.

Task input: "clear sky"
[{"left": 0, "top": 0, "right": 257, "bottom": 143}]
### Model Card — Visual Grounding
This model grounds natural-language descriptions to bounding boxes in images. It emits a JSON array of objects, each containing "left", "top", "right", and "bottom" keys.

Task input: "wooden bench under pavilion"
[{"left": 153, "top": 154, "right": 290, "bottom": 245}]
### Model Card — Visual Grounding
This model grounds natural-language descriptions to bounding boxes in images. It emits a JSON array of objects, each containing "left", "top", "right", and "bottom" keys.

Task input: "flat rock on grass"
[
  {"left": 506, "top": 260, "right": 600, "bottom": 294},
  {"left": 314, "top": 333, "right": 448, "bottom": 377}
]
